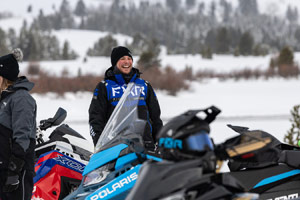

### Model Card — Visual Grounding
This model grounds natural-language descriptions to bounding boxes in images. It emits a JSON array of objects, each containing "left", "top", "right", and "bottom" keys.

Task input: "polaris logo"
[
  {"left": 159, "top": 137, "right": 182, "bottom": 149},
  {"left": 89, "top": 172, "right": 138, "bottom": 200},
  {"left": 266, "top": 193, "right": 298, "bottom": 200}
]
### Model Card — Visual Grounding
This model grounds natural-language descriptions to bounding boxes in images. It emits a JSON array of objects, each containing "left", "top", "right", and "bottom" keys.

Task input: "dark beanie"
[
  {"left": 0, "top": 49, "right": 23, "bottom": 81},
  {"left": 111, "top": 46, "right": 133, "bottom": 67}
]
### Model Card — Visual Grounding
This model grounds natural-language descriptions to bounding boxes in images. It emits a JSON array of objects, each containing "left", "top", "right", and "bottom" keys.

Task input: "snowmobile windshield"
[{"left": 95, "top": 82, "right": 146, "bottom": 152}]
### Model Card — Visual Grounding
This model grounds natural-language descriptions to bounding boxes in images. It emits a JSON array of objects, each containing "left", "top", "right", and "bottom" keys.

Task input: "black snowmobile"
[
  {"left": 126, "top": 106, "right": 258, "bottom": 200},
  {"left": 216, "top": 124, "right": 300, "bottom": 200},
  {"left": 126, "top": 106, "right": 300, "bottom": 200}
]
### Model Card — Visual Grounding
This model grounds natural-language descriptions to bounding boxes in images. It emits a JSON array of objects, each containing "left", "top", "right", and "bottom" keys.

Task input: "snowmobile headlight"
[
  {"left": 83, "top": 165, "right": 110, "bottom": 187},
  {"left": 160, "top": 192, "right": 185, "bottom": 200}
]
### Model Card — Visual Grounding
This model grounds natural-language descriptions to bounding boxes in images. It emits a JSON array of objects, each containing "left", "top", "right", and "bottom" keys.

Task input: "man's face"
[{"left": 116, "top": 56, "right": 133, "bottom": 74}]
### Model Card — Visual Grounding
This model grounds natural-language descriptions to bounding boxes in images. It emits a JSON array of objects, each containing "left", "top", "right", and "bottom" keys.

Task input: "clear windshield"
[{"left": 95, "top": 82, "right": 145, "bottom": 152}]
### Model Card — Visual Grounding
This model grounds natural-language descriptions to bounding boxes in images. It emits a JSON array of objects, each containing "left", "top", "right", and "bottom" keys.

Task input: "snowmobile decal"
[
  {"left": 33, "top": 150, "right": 86, "bottom": 199},
  {"left": 253, "top": 169, "right": 300, "bottom": 188},
  {"left": 86, "top": 165, "right": 141, "bottom": 200},
  {"left": 266, "top": 193, "right": 298, "bottom": 200}
]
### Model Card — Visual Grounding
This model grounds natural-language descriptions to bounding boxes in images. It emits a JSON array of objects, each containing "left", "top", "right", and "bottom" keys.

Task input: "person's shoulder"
[
  {"left": 13, "top": 89, "right": 36, "bottom": 105},
  {"left": 96, "top": 80, "right": 107, "bottom": 88}
]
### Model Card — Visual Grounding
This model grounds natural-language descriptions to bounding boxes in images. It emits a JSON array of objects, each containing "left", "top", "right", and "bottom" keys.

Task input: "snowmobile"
[
  {"left": 126, "top": 106, "right": 259, "bottom": 200},
  {"left": 217, "top": 124, "right": 300, "bottom": 200},
  {"left": 65, "top": 82, "right": 162, "bottom": 200},
  {"left": 32, "top": 107, "right": 93, "bottom": 200},
  {"left": 126, "top": 106, "right": 300, "bottom": 200}
]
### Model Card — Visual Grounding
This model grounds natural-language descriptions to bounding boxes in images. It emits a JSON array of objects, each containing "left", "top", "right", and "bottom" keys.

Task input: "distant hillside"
[
  {"left": 1, "top": 0, "right": 300, "bottom": 59},
  {"left": 2, "top": 0, "right": 300, "bottom": 19}
]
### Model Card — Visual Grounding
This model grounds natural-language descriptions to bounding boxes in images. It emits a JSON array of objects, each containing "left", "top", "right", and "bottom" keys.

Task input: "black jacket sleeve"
[
  {"left": 88, "top": 82, "right": 108, "bottom": 146},
  {"left": 146, "top": 82, "right": 163, "bottom": 142}
]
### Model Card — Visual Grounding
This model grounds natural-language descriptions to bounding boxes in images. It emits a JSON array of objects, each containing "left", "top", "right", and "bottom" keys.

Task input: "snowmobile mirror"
[
  {"left": 204, "top": 106, "right": 221, "bottom": 124},
  {"left": 39, "top": 107, "right": 67, "bottom": 131},
  {"left": 51, "top": 107, "right": 67, "bottom": 126}
]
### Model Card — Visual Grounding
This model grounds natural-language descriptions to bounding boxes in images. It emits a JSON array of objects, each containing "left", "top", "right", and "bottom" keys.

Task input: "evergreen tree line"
[
  {"left": 28, "top": 0, "right": 300, "bottom": 56},
  {"left": 86, "top": 33, "right": 161, "bottom": 70},
  {"left": 0, "top": 21, "right": 77, "bottom": 61}
]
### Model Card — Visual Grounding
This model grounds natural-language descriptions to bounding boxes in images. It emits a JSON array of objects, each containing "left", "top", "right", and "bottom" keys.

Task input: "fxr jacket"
[{"left": 89, "top": 67, "right": 163, "bottom": 147}]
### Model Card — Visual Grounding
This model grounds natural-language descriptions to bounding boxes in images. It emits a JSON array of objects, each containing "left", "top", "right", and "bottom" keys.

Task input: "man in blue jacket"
[{"left": 89, "top": 46, "right": 163, "bottom": 150}]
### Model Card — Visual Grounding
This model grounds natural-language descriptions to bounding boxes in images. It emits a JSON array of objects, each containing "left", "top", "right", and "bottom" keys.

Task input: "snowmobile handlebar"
[{"left": 36, "top": 107, "right": 67, "bottom": 145}]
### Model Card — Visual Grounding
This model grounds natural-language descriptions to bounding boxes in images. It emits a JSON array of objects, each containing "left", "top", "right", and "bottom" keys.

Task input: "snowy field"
[{"left": 34, "top": 78, "right": 300, "bottom": 146}]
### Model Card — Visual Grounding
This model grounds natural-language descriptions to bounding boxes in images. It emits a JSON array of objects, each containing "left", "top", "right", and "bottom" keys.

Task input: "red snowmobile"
[{"left": 32, "top": 108, "right": 93, "bottom": 200}]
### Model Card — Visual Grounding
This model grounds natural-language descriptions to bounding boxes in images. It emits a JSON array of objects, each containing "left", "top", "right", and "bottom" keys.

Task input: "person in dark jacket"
[
  {"left": 0, "top": 49, "right": 36, "bottom": 200},
  {"left": 89, "top": 46, "right": 163, "bottom": 150}
]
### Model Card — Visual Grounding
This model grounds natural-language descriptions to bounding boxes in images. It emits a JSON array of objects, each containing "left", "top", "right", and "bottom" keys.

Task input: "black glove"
[
  {"left": 3, "top": 155, "right": 25, "bottom": 193},
  {"left": 3, "top": 171, "right": 20, "bottom": 192}
]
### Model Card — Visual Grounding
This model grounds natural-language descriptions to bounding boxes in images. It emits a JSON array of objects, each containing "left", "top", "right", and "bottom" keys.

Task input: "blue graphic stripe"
[
  {"left": 115, "top": 153, "right": 138, "bottom": 170},
  {"left": 253, "top": 169, "right": 300, "bottom": 188},
  {"left": 83, "top": 144, "right": 128, "bottom": 176},
  {"left": 146, "top": 155, "right": 162, "bottom": 162}
]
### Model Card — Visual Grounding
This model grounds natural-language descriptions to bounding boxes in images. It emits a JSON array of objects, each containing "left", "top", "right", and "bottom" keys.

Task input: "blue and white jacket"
[{"left": 89, "top": 67, "right": 163, "bottom": 148}]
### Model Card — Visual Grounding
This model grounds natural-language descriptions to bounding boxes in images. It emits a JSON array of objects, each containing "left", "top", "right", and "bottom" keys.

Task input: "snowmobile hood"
[{"left": 83, "top": 144, "right": 128, "bottom": 176}]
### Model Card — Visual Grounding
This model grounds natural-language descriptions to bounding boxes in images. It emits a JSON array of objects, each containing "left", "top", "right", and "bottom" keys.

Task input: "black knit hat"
[
  {"left": 111, "top": 46, "right": 133, "bottom": 67},
  {"left": 0, "top": 49, "right": 23, "bottom": 81}
]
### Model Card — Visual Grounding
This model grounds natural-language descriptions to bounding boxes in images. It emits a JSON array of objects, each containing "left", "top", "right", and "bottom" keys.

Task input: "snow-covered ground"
[{"left": 34, "top": 78, "right": 300, "bottom": 145}]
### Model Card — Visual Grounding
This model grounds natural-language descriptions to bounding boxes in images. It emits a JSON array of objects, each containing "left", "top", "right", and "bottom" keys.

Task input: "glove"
[
  {"left": 3, "top": 171, "right": 20, "bottom": 192},
  {"left": 3, "top": 155, "right": 25, "bottom": 193}
]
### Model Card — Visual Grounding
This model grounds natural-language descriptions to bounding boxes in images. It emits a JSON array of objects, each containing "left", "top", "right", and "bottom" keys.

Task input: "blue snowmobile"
[{"left": 65, "top": 82, "right": 162, "bottom": 200}]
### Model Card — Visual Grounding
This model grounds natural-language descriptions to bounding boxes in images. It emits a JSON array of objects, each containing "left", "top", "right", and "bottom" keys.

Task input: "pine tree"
[
  {"left": 239, "top": 31, "right": 254, "bottom": 55},
  {"left": 277, "top": 46, "right": 298, "bottom": 77},
  {"left": 59, "top": 0, "right": 74, "bottom": 28},
  {"left": 0, "top": 28, "right": 9, "bottom": 55},
  {"left": 87, "top": 35, "right": 118, "bottom": 56},
  {"left": 38, "top": 9, "right": 51, "bottom": 31},
  {"left": 166, "top": 0, "right": 180, "bottom": 13},
  {"left": 62, "top": 40, "right": 70, "bottom": 60},
  {"left": 284, "top": 105, "right": 300, "bottom": 146},
  {"left": 27, "top": 27, "right": 41, "bottom": 61},
  {"left": 137, "top": 38, "right": 161, "bottom": 69},
  {"left": 205, "top": 29, "right": 216, "bottom": 52},
  {"left": 74, "top": 0, "right": 87, "bottom": 17},
  {"left": 220, "top": 0, "right": 232, "bottom": 23},
  {"left": 128, "top": 33, "right": 147, "bottom": 55},
  {"left": 185, "top": 0, "right": 195, "bottom": 10},
  {"left": 7, "top": 28, "right": 18, "bottom": 49},
  {"left": 286, "top": 6, "right": 298, "bottom": 23},
  {"left": 18, "top": 20, "right": 30, "bottom": 60},
  {"left": 216, "top": 27, "right": 230, "bottom": 53},
  {"left": 27, "top": 5, "right": 32, "bottom": 13},
  {"left": 238, "top": 0, "right": 258, "bottom": 16},
  {"left": 201, "top": 46, "right": 212, "bottom": 59},
  {"left": 278, "top": 46, "right": 294, "bottom": 66}
]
